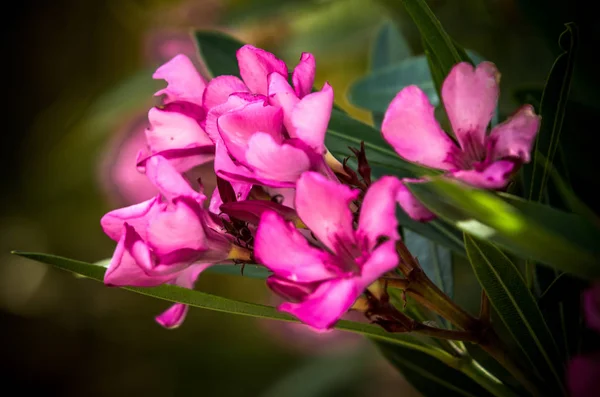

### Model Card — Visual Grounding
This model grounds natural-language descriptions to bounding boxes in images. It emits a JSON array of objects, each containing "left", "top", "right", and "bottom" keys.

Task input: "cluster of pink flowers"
[{"left": 100, "top": 44, "right": 540, "bottom": 330}]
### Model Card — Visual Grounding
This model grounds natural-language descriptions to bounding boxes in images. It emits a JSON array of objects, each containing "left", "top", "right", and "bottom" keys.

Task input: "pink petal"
[
  {"left": 449, "top": 160, "right": 516, "bottom": 189},
  {"left": 220, "top": 199, "right": 300, "bottom": 225},
  {"left": 217, "top": 101, "right": 284, "bottom": 163},
  {"left": 153, "top": 54, "right": 206, "bottom": 106},
  {"left": 146, "top": 198, "right": 207, "bottom": 256},
  {"left": 396, "top": 179, "right": 437, "bottom": 222},
  {"left": 155, "top": 263, "right": 211, "bottom": 329},
  {"left": 255, "top": 211, "right": 336, "bottom": 282},
  {"left": 155, "top": 303, "right": 189, "bottom": 329},
  {"left": 237, "top": 45, "right": 288, "bottom": 95},
  {"left": 292, "top": 53, "right": 315, "bottom": 98},
  {"left": 382, "top": 86, "right": 458, "bottom": 170},
  {"left": 214, "top": 141, "right": 295, "bottom": 188},
  {"left": 358, "top": 240, "right": 399, "bottom": 288},
  {"left": 145, "top": 155, "right": 206, "bottom": 203},
  {"left": 290, "top": 82, "right": 333, "bottom": 154},
  {"left": 104, "top": 224, "right": 173, "bottom": 287},
  {"left": 441, "top": 62, "right": 499, "bottom": 151},
  {"left": 136, "top": 147, "right": 215, "bottom": 175},
  {"left": 295, "top": 172, "right": 359, "bottom": 252},
  {"left": 202, "top": 75, "right": 250, "bottom": 110},
  {"left": 267, "top": 276, "right": 319, "bottom": 302},
  {"left": 101, "top": 196, "right": 162, "bottom": 241},
  {"left": 268, "top": 72, "right": 299, "bottom": 132},
  {"left": 279, "top": 278, "right": 359, "bottom": 330},
  {"left": 245, "top": 133, "right": 311, "bottom": 184},
  {"left": 205, "top": 93, "right": 257, "bottom": 144},
  {"left": 486, "top": 105, "right": 541, "bottom": 163},
  {"left": 146, "top": 107, "right": 212, "bottom": 152},
  {"left": 357, "top": 176, "right": 401, "bottom": 250}
]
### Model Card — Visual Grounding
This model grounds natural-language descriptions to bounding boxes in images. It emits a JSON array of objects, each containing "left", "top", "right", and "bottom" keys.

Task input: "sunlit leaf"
[{"left": 407, "top": 178, "right": 600, "bottom": 278}]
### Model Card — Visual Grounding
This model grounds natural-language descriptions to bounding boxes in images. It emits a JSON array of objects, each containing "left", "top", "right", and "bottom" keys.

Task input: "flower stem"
[
  {"left": 412, "top": 322, "right": 480, "bottom": 343},
  {"left": 392, "top": 241, "right": 543, "bottom": 396}
]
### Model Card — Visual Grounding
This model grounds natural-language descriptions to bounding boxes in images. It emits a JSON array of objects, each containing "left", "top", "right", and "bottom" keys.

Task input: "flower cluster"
[{"left": 100, "top": 45, "right": 540, "bottom": 331}]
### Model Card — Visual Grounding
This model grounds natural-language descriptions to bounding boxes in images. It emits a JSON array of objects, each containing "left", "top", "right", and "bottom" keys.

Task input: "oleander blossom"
[
  {"left": 382, "top": 61, "right": 541, "bottom": 221},
  {"left": 101, "top": 155, "right": 236, "bottom": 328},
  {"left": 210, "top": 45, "right": 336, "bottom": 205},
  {"left": 254, "top": 171, "right": 402, "bottom": 330},
  {"left": 139, "top": 54, "right": 215, "bottom": 174}
]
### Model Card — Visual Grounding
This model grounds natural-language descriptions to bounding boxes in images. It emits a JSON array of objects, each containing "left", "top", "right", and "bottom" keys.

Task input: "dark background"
[{"left": 2, "top": 1, "right": 596, "bottom": 395}]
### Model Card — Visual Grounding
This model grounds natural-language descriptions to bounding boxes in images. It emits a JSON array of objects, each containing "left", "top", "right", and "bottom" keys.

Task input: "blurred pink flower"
[
  {"left": 99, "top": 116, "right": 158, "bottom": 206},
  {"left": 567, "top": 285, "right": 600, "bottom": 396}
]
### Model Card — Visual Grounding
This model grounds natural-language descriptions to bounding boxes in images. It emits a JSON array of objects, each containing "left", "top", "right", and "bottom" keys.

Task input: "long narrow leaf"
[
  {"left": 464, "top": 236, "right": 565, "bottom": 394},
  {"left": 407, "top": 178, "right": 600, "bottom": 278},
  {"left": 14, "top": 251, "right": 446, "bottom": 355},
  {"left": 526, "top": 23, "right": 578, "bottom": 202}
]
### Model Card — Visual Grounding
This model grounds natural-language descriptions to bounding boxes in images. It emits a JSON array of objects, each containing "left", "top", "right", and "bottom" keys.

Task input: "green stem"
[{"left": 394, "top": 242, "right": 542, "bottom": 396}]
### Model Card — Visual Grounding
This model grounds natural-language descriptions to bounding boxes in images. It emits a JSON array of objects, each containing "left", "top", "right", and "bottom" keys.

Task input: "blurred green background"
[{"left": 2, "top": 0, "right": 592, "bottom": 395}]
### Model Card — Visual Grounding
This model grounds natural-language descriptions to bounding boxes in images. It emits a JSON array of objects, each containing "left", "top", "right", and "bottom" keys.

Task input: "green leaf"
[
  {"left": 404, "top": 229, "right": 453, "bottom": 296},
  {"left": 395, "top": 0, "right": 469, "bottom": 77},
  {"left": 464, "top": 236, "right": 565, "bottom": 394},
  {"left": 349, "top": 49, "right": 485, "bottom": 115},
  {"left": 407, "top": 178, "right": 600, "bottom": 278},
  {"left": 349, "top": 55, "right": 439, "bottom": 113},
  {"left": 371, "top": 21, "right": 412, "bottom": 70},
  {"left": 376, "top": 341, "right": 503, "bottom": 397},
  {"left": 325, "top": 108, "right": 431, "bottom": 178},
  {"left": 526, "top": 23, "right": 578, "bottom": 202},
  {"left": 13, "top": 251, "right": 444, "bottom": 354},
  {"left": 207, "top": 263, "right": 272, "bottom": 279},
  {"left": 194, "top": 30, "right": 244, "bottom": 78}
]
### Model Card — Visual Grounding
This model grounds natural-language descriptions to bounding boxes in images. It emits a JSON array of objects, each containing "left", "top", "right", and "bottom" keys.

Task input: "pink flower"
[
  {"left": 203, "top": 46, "right": 333, "bottom": 194},
  {"left": 382, "top": 62, "right": 541, "bottom": 221},
  {"left": 214, "top": 89, "right": 333, "bottom": 187},
  {"left": 254, "top": 172, "right": 402, "bottom": 330},
  {"left": 139, "top": 54, "right": 215, "bottom": 173},
  {"left": 101, "top": 155, "right": 233, "bottom": 327}
]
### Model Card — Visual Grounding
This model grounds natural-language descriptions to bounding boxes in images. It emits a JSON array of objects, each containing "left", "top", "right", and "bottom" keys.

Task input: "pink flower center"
[
  {"left": 330, "top": 234, "right": 370, "bottom": 276},
  {"left": 447, "top": 132, "right": 487, "bottom": 170}
]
